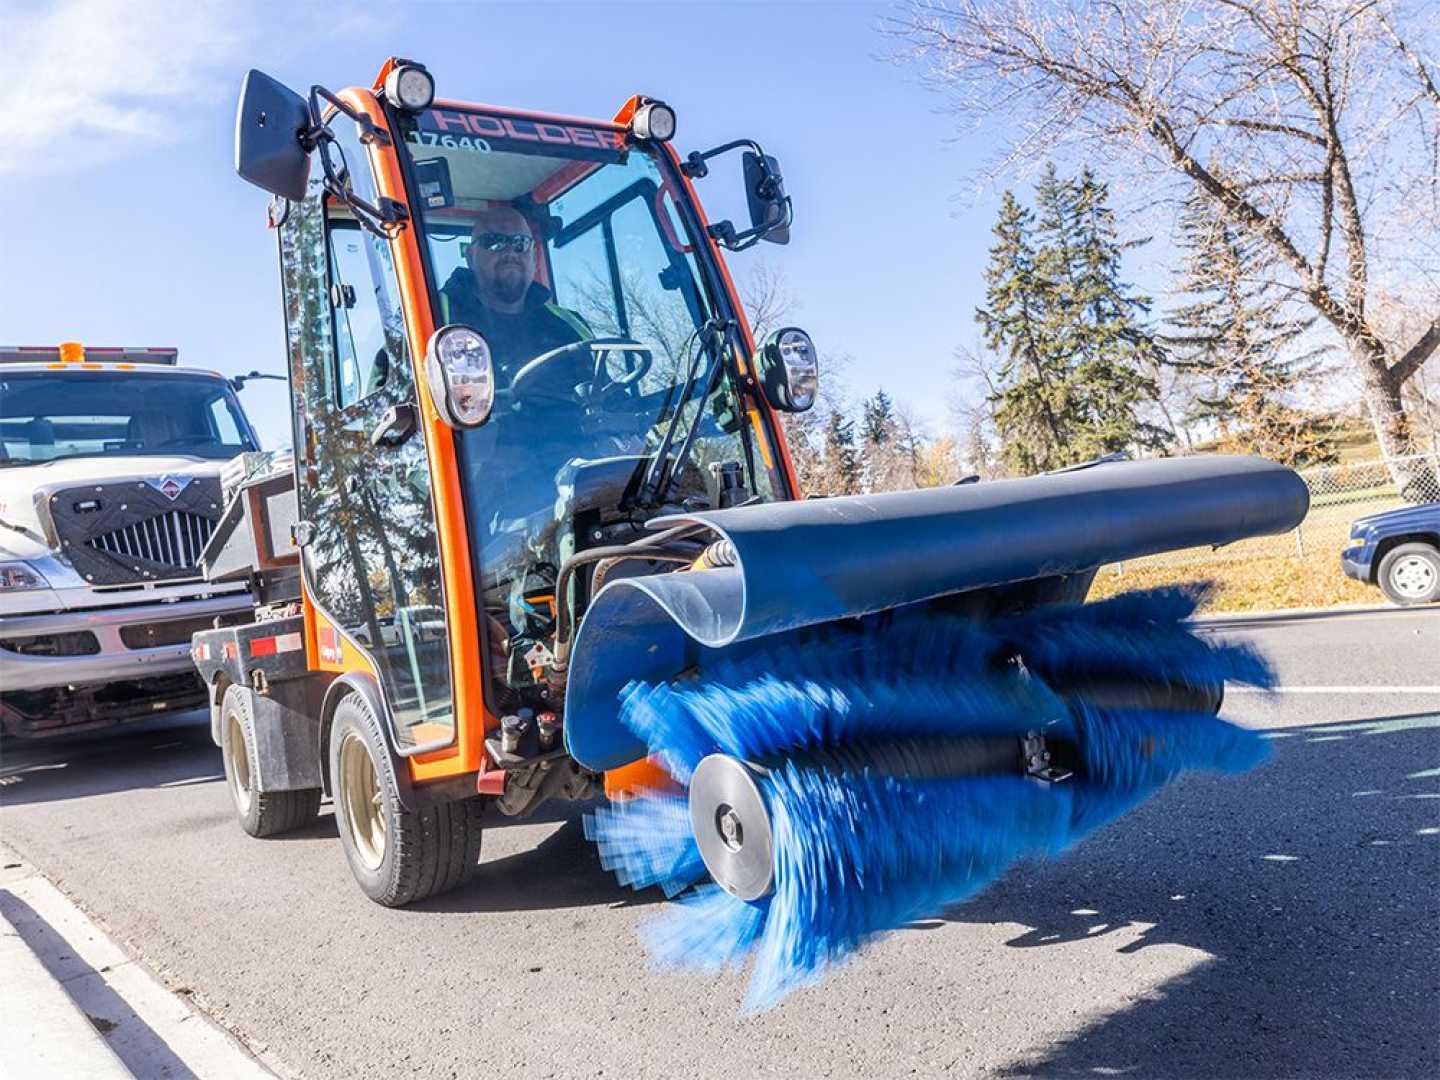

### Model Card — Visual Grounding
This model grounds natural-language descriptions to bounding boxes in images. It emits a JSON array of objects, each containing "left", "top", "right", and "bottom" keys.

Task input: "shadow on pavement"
[
  {"left": 0, "top": 712, "right": 220, "bottom": 808},
  {"left": 415, "top": 813, "right": 659, "bottom": 915},
  {"left": 928, "top": 710, "right": 1440, "bottom": 1079}
]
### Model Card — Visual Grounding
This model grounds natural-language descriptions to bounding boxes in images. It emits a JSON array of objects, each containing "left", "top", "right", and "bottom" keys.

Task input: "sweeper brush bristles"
[{"left": 586, "top": 586, "right": 1274, "bottom": 1011}]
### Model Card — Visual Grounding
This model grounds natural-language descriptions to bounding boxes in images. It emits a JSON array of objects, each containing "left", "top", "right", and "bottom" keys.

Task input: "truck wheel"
[
  {"left": 220, "top": 685, "right": 322, "bottom": 837},
  {"left": 328, "top": 694, "right": 484, "bottom": 907},
  {"left": 1377, "top": 542, "right": 1440, "bottom": 606}
]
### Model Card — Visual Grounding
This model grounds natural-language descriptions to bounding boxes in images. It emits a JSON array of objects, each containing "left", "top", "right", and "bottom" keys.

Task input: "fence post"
[{"left": 1293, "top": 525, "right": 1304, "bottom": 557}]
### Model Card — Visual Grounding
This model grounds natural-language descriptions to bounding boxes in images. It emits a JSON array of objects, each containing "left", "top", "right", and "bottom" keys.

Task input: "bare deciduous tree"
[{"left": 895, "top": 0, "right": 1440, "bottom": 493}]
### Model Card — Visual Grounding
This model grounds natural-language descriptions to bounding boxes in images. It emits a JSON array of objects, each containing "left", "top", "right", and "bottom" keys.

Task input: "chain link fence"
[{"left": 1101, "top": 452, "right": 1440, "bottom": 594}]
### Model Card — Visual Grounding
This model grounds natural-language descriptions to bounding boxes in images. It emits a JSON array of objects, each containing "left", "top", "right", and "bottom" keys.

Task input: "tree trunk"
[{"left": 1353, "top": 339, "right": 1440, "bottom": 502}]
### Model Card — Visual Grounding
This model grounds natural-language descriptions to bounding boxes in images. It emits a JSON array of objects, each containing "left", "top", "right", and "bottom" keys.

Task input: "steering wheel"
[{"left": 508, "top": 337, "right": 652, "bottom": 402}]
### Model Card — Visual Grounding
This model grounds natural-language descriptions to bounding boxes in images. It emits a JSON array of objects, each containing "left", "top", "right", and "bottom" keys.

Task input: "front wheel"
[
  {"left": 1377, "top": 542, "right": 1440, "bottom": 606},
  {"left": 328, "top": 694, "right": 484, "bottom": 906}
]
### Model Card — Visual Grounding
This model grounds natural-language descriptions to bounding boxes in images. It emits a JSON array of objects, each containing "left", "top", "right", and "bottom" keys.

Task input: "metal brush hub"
[{"left": 689, "top": 754, "right": 774, "bottom": 901}]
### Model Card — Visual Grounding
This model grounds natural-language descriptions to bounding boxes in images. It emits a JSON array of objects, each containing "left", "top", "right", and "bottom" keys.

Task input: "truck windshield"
[
  {"left": 395, "top": 106, "right": 782, "bottom": 703},
  {"left": 0, "top": 372, "right": 255, "bottom": 466}
]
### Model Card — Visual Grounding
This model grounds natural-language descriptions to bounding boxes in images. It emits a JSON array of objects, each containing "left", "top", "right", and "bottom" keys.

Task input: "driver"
[
  {"left": 438, "top": 203, "right": 596, "bottom": 688},
  {"left": 437, "top": 203, "right": 591, "bottom": 388}
]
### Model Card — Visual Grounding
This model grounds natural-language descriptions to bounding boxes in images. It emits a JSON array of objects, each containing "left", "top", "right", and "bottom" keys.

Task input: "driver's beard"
[{"left": 489, "top": 264, "right": 528, "bottom": 305}]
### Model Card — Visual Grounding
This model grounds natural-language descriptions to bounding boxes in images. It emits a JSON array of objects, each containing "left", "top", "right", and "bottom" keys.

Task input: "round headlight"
[
  {"left": 631, "top": 100, "right": 676, "bottom": 143},
  {"left": 425, "top": 325, "right": 494, "bottom": 428},
  {"left": 385, "top": 63, "right": 435, "bottom": 113},
  {"left": 775, "top": 328, "right": 817, "bottom": 411}
]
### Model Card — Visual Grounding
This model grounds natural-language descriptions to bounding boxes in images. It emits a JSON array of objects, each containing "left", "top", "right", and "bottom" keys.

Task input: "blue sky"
[{"left": 2, "top": 0, "right": 1047, "bottom": 448}]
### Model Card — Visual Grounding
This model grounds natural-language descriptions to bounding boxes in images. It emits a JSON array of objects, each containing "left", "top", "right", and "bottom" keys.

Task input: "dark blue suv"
[{"left": 1342, "top": 502, "right": 1440, "bottom": 605}]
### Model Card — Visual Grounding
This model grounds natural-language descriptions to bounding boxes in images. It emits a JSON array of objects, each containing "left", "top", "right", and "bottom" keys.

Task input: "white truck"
[{"left": 0, "top": 344, "right": 262, "bottom": 737}]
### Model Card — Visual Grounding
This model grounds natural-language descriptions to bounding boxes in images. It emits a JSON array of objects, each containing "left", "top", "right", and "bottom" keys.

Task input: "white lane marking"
[{"left": 1227, "top": 686, "right": 1440, "bottom": 694}]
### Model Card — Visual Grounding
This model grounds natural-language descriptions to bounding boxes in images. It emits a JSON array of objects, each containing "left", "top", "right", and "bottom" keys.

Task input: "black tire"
[
  {"left": 220, "top": 685, "right": 322, "bottom": 837},
  {"left": 328, "top": 694, "right": 484, "bottom": 907},
  {"left": 1377, "top": 542, "right": 1440, "bottom": 606}
]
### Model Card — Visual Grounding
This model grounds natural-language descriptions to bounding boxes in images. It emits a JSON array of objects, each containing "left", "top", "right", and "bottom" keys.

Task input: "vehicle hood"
[
  {"left": 1350, "top": 501, "right": 1440, "bottom": 535},
  {"left": 0, "top": 455, "right": 225, "bottom": 559}
]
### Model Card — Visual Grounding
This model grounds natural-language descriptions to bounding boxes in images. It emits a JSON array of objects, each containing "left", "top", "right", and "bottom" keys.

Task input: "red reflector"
[{"left": 250, "top": 632, "right": 302, "bottom": 658}]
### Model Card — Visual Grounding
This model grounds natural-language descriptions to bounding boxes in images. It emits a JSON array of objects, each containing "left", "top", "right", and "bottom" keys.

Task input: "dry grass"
[
  {"left": 1089, "top": 549, "right": 1378, "bottom": 612},
  {"left": 1088, "top": 498, "right": 1401, "bottom": 613}
]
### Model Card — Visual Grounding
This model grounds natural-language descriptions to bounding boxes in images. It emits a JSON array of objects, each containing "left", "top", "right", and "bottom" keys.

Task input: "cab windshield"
[
  {"left": 0, "top": 371, "right": 255, "bottom": 466},
  {"left": 396, "top": 106, "right": 781, "bottom": 703}
]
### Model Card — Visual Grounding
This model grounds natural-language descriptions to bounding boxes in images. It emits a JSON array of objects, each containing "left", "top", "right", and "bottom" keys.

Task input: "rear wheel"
[
  {"left": 1377, "top": 542, "right": 1440, "bottom": 606},
  {"left": 328, "top": 694, "right": 484, "bottom": 906},
  {"left": 220, "top": 685, "right": 321, "bottom": 837}
]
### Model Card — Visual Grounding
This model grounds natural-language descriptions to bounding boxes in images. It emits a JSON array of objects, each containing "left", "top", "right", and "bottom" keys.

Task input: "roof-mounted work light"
[
  {"left": 384, "top": 60, "right": 435, "bottom": 113},
  {"left": 630, "top": 99, "right": 676, "bottom": 143}
]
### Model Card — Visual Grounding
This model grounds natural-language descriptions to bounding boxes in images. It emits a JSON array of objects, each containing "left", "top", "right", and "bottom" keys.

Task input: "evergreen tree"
[
  {"left": 977, "top": 166, "right": 1167, "bottom": 474},
  {"left": 823, "top": 409, "right": 861, "bottom": 494},
  {"left": 976, "top": 190, "right": 1075, "bottom": 473},
  {"left": 862, "top": 389, "right": 894, "bottom": 446},
  {"left": 1164, "top": 186, "right": 1334, "bottom": 466}
]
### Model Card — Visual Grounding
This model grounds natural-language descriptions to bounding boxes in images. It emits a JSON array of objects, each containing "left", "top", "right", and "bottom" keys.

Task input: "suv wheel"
[{"left": 1377, "top": 542, "right": 1440, "bottom": 606}]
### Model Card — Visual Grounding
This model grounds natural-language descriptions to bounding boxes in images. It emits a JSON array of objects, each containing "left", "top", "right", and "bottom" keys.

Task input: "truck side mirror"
[
  {"left": 743, "top": 151, "right": 790, "bottom": 246},
  {"left": 756, "top": 328, "right": 817, "bottom": 412},
  {"left": 234, "top": 70, "right": 312, "bottom": 201}
]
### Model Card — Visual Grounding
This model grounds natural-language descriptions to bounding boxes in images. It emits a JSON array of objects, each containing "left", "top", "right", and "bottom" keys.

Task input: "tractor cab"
[{"left": 231, "top": 60, "right": 816, "bottom": 772}]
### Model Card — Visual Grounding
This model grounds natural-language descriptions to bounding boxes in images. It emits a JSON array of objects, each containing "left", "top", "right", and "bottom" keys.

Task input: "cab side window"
[{"left": 327, "top": 119, "right": 407, "bottom": 408}]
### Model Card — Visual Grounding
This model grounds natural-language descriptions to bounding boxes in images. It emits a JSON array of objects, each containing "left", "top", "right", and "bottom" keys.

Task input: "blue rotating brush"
[{"left": 586, "top": 586, "right": 1274, "bottom": 1011}]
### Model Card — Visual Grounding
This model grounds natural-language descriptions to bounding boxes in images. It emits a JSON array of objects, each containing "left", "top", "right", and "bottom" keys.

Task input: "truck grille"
[
  {"left": 88, "top": 511, "right": 215, "bottom": 571},
  {"left": 48, "top": 477, "right": 223, "bottom": 586}
]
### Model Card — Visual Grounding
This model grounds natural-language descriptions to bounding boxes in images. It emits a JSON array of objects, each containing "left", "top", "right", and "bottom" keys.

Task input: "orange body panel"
[
  {"left": 603, "top": 757, "right": 679, "bottom": 799},
  {"left": 330, "top": 88, "right": 488, "bottom": 783}
]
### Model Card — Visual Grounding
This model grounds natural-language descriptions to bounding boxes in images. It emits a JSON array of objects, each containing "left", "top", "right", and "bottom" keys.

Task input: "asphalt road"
[{"left": 2, "top": 606, "right": 1437, "bottom": 1079}]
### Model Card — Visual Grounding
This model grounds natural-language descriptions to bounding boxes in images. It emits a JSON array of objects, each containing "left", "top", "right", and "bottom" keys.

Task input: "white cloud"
[{"left": 0, "top": 0, "right": 248, "bottom": 174}]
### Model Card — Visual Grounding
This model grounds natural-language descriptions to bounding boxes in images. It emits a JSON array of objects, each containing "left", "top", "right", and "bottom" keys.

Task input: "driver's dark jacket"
[{"left": 438, "top": 271, "right": 589, "bottom": 387}]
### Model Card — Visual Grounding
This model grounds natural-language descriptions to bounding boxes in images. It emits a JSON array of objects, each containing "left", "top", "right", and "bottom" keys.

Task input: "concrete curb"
[
  {"left": 0, "top": 848, "right": 273, "bottom": 1079},
  {"left": 0, "top": 897, "right": 129, "bottom": 1079},
  {"left": 1195, "top": 602, "right": 1417, "bottom": 625}
]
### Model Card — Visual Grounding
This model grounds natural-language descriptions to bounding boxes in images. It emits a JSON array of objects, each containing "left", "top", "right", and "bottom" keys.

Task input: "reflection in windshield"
[
  {"left": 0, "top": 373, "right": 254, "bottom": 466},
  {"left": 398, "top": 107, "right": 782, "bottom": 705}
]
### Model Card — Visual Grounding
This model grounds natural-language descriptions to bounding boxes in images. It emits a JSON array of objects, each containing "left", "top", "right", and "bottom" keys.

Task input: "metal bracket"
[{"left": 1021, "top": 731, "right": 1073, "bottom": 783}]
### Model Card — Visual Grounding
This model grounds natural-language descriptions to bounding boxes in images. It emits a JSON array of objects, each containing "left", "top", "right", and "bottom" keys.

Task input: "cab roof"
[{"left": 0, "top": 345, "right": 224, "bottom": 380}]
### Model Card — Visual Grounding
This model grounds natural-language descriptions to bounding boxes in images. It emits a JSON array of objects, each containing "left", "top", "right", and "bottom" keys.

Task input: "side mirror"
[
  {"left": 756, "top": 328, "right": 818, "bottom": 413},
  {"left": 681, "top": 139, "right": 793, "bottom": 251},
  {"left": 234, "top": 70, "right": 312, "bottom": 201},
  {"left": 743, "top": 151, "right": 790, "bottom": 246}
]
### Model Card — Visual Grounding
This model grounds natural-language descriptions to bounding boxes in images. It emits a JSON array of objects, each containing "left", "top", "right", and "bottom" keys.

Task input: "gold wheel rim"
[
  {"left": 225, "top": 712, "right": 252, "bottom": 817},
  {"left": 339, "top": 732, "right": 386, "bottom": 871}
]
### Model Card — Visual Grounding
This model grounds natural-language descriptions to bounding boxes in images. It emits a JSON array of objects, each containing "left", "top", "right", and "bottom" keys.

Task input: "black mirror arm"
[
  {"left": 305, "top": 85, "right": 409, "bottom": 239},
  {"left": 708, "top": 195, "right": 794, "bottom": 252},
  {"left": 678, "top": 138, "right": 762, "bottom": 179},
  {"left": 230, "top": 371, "right": 287, "bottom": 391}
]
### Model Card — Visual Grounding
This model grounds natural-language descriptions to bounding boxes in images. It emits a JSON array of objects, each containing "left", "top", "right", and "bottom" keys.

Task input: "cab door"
[{"left": 277, "top": 118, "right": 456, "bottom": 755}]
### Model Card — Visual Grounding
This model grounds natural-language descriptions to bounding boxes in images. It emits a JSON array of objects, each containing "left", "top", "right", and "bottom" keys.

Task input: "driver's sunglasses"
[{"left": 472, "top": 231, "right": 534, "bottom": 254}]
